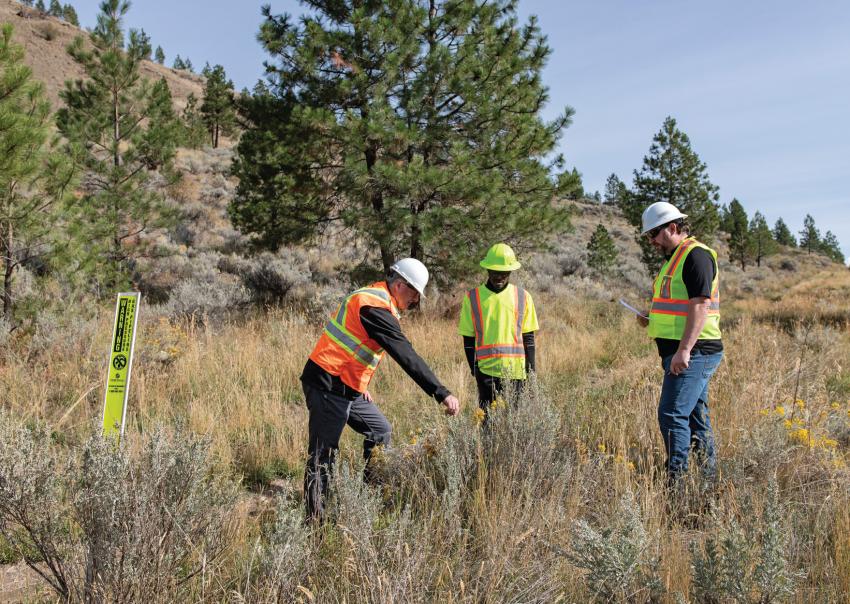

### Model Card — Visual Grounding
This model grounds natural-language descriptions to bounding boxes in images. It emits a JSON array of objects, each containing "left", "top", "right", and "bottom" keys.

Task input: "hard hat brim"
[{"left": 480, "top": 259, "right": 522, "bottom": 271}]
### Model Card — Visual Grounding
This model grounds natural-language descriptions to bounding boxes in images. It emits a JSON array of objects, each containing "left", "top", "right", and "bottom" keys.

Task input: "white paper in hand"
[{"left": 618, "top": 299, "right": 648, "bottom": 319}]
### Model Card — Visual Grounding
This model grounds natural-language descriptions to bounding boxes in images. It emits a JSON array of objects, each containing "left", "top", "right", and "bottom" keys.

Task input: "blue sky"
[{"left": 70, "top": 0, "right": 850, "bottom": 261}]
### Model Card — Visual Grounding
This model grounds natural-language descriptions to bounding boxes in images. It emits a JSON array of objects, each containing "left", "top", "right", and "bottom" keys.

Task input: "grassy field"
[{"left": 1, "top": 246, "right": 849, "bottom": 602}]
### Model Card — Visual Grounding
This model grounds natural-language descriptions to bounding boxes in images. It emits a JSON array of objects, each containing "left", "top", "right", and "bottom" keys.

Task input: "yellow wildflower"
[
  {"left": 490, "top": 396, "right": 506, "bottom": 411},
  {"left": 774, "top": 406, "right": 786, "bottom": 417},
  {"left": 759, "top": 409, "right": 770, "bottom": 417},
  {"left": 473, "top": 408, "right": 486, "bottom": 427},
  {"left": 816, "top": 437, "right": 838, "bottom": 449},
  {"left": 783, "top": 419, "right": 793, "bottom": 429},
  {"left": 597, "top": 442, "right": 606, "bottom": 453},
  {"left": 831, "top": 402, "right": 841, "bottom": 411},
  {"left": 628, "top": 462, "right": 636, "bottom": 471},
  {"left": 795, "top": 399, "right": 805, "bottom": 410},
  {"left": 789, "top": 428, "right": 810, "bottom": 446}
]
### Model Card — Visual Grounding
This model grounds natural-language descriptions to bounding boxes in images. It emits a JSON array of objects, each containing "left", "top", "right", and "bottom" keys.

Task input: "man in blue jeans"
[{"left": 637, "top": 202, "right": 723, "bottom": 484}]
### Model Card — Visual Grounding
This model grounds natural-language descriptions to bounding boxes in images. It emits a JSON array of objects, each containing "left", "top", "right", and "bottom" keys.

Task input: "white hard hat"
[
  {"left": 390, "top": 258, "right": 429, "bottom": 297},
  {"left": 641, "top": 202, "right": 688, "bottom": 235}
]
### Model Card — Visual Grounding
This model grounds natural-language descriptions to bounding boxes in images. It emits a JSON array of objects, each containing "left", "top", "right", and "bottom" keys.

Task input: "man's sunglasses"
[{"left": 645, "top": 223, "right": 668, "bottom": 240}]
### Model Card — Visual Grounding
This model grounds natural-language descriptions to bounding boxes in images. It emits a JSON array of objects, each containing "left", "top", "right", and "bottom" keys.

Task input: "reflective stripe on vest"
[
  {"left": 647, "top": 238, "right": 721, "bottom": 340},
  {"left": 309, "top": 281, "right": 398, "bottom": 392},
  {"left": 468, "top": 285, "right": 526, "bottom": 360}
]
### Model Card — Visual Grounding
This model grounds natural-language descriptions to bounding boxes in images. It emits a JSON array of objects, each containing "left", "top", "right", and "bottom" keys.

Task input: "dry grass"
[{"left": 2, "top": 254, "right": 850, "bottom": 601}]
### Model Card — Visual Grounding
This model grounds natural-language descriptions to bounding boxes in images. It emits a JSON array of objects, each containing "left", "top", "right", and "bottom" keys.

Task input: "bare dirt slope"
[{"left": 0, "top": 0, "right": 203, "bottom": 110}]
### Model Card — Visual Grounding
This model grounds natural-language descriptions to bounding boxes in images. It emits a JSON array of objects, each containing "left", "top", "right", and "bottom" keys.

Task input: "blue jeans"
[{"left": 658, "top": 350, "right": 723, "bottom": 482}]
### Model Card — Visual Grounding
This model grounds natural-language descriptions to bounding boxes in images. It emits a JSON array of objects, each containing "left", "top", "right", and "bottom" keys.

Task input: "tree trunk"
[{"left": 2, "top": 221, "right": 13, "bottom": 319}]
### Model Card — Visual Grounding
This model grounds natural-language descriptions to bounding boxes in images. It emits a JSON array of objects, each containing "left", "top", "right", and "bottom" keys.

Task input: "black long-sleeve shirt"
[{"left": 301, "top": 306, "right": 451, "bottom": 402}]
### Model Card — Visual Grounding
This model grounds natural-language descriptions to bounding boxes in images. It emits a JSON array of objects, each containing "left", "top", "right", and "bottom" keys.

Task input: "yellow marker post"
[{"left": 102, "top": 293, "right": 141, "bottom": 439}]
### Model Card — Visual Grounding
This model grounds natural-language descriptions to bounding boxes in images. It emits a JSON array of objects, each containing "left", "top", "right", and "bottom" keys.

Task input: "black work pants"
[
  {"left": 302, "top": 383, "right": 392, "bottom": 522},
  {"left": 476, "top": 373, "right": 525, "bottom": 412}
]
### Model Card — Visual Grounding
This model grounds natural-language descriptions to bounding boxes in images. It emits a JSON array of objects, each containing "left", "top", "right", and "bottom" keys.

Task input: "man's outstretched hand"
[{"left": 442, "top": 394, "right": 460, "bottom": 416}]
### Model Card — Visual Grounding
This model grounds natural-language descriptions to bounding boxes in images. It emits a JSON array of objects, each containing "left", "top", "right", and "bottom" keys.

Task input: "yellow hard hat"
[{"left": 480, "top": 243, "right": 521, "bottom": 271}]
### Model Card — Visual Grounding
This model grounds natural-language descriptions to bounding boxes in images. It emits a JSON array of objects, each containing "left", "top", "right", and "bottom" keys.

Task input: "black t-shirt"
[
  {"left": 655, "top": 247, "right": 724, "bottom": 358},
  {"left": 301, "top": 306, "right": 450, "bottom": 402}
]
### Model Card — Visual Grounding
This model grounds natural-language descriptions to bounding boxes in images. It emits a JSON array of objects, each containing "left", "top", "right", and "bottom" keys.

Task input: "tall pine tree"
[
  {"left": 799, "top": 214, "right": 820, "bottom": 254},
  {"left": 231, "top": 0, "right": 573, "bottom": 280},
  {"left": 727, "top": 198, "right": 750, "bottom": 270},
  {"left": 57, "top": 0, "right": 180, "bottom": 292},
  {"left": 154, "top": 45, "right": 164, "bottom": 64},
  {"left": 48, "top": 0, "right": 62, "bottom": 17},
  {"left": 773, "top": 217, "right": 796, "bottom": 247},
  {"left": 200, "top": 64, "right": 236, "bottom": 148},
  {"left": 626, "top": 116, "right": 720, "bottom": 272},
  {"left": 748, "top": 211, "right": 776, "bottom": 267},
  {"left": 0, "top": 25, "right": 76, "bottom": 325}
]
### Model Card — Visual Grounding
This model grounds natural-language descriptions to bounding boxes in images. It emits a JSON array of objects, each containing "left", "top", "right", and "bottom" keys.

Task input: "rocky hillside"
[{"left": 0, "top": 0, "right": 203, "bottom": 110}]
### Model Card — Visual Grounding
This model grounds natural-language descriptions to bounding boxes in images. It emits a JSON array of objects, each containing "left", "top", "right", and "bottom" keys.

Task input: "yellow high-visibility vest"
[
  {"left": 647, "top": 237, "right": 721, "bottom": 341},
  {"left": 458, "top": 284, "right": 538, "bottom": 379}
]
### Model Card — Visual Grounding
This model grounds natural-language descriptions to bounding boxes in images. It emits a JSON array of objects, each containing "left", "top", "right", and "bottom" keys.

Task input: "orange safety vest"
[{"left": 309, "top": 281, "right": 400, "bottom": 393}]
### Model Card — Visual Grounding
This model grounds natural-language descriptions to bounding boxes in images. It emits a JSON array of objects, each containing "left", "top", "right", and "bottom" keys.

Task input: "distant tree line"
[
  {"left": 603, "top": 116, "right": 845, "bottom": 273},
  {"left": 20, "top": 0, "right": 79, "bottom": 26}
]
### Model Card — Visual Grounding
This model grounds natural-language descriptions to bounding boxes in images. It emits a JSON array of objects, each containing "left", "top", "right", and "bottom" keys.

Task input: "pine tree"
[
  {"left": 557, "top": 167, "right": 583, "bottom": 200},
  {"left": 0, "top": 25, "right": 76, "bottom": 325},
  {"left": 172, "top": 54, "right": 184, "bottom": 70},
  {"left": 799, "top": 214, "right": 820, "bottom": 254},
  {"left": 231, "top": 0, "right": 573, "bottom": 280},
  {"left": 628, "top": 116, "right": 720, "bottom": 272},
  {"left": 819, "top": 231, "right": 845, "bottom": 264},
  {"left": 586, "top": 224, "right": 618, "bottom": 273},
  {"left": 603, "top": 173, "right": 626, "bottom": 205},
  {"left": 62, "top": 4, "right": 79, "bottom": 26},
  {"left": 57, "top": 0, "right": 180, "bottom": 292},
  {"left": 134, "top": 27, "right": 151, "bottom": 60},
  {"left": 727, "top": 198, "right": 750, "bottom": 270},
  {"left": 772, "top": 217, "right": 796, "bottom": 247},
  {"left": 183, "top": 57, "right": 193, "bottom": 72},
  {"left": 179, "top": 92, "right": 206, "bottom": 149},
  {"left": 154, "top": 45, "right": 164, "bottom": 64},
  {"left": 200, "top": 64, "right": 235, "bottom": 148},
  {"left": 749, "top": 211, "right": 776, "bottom": 267},
  {"left": 48, "top": 0, "right": 62, "bottom": 17},
  {"left": 35, "top": 0, "right": 46, "bottom": 12}
]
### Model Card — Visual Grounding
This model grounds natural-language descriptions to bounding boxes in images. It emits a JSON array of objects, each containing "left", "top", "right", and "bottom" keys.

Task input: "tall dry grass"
[{"left": 1, "top": 259, "right": 849, "bottom": 602}]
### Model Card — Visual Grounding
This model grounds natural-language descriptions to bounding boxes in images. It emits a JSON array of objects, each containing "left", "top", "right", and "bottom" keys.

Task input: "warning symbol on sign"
[{"left": 112, "top": 354, "right": 127, "bottom": 370}]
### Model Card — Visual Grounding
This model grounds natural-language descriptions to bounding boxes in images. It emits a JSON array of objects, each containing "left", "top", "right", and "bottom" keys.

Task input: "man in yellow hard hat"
[
  {"left": 458, "top": 243, "right": 539, "bottom": 414},
  {"left": 637, "top": 202, "right": 723, "bottom": 485}
]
